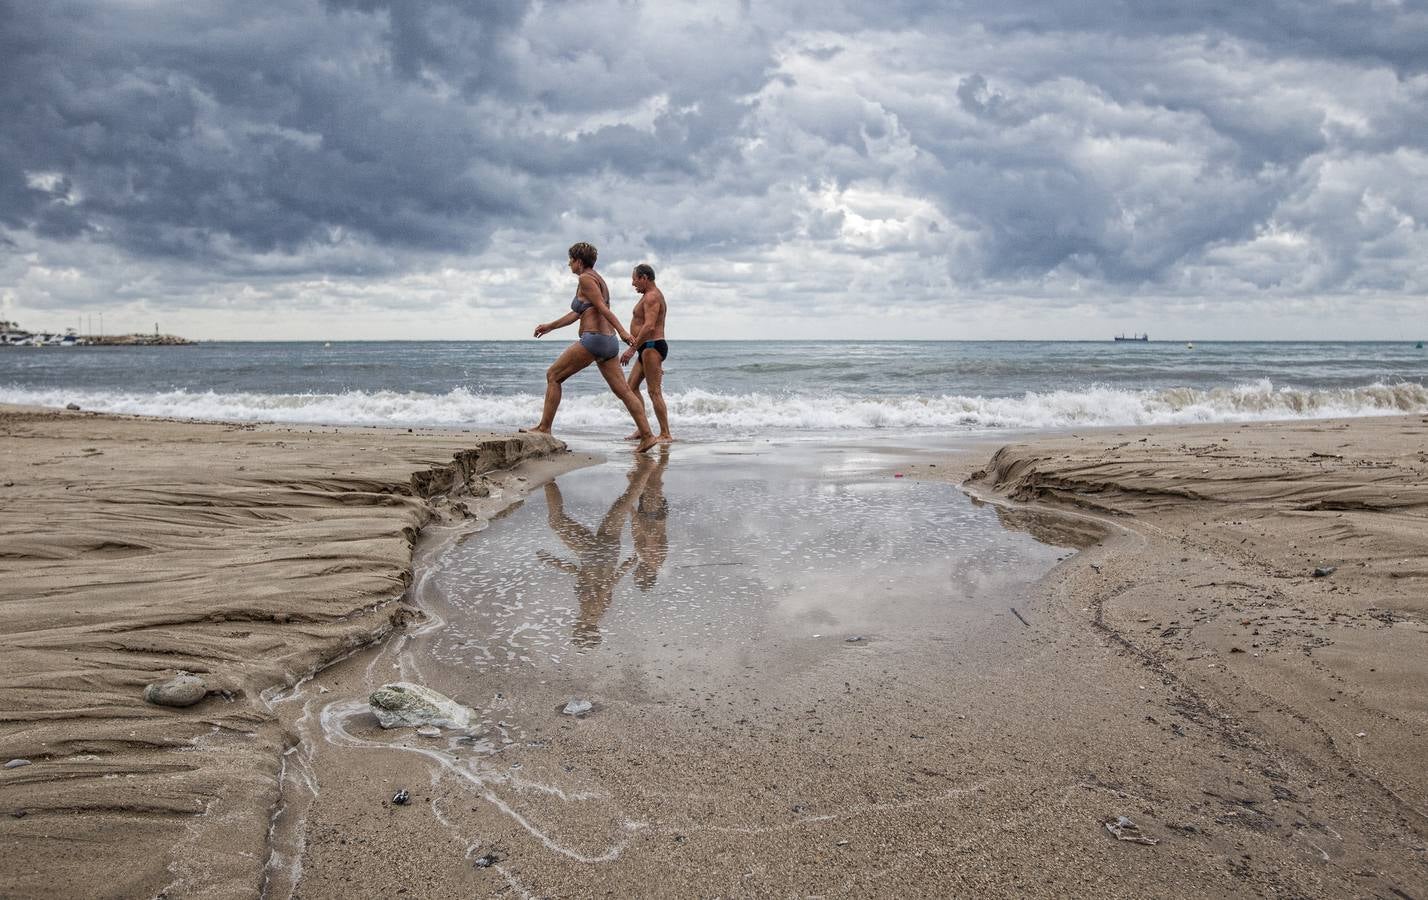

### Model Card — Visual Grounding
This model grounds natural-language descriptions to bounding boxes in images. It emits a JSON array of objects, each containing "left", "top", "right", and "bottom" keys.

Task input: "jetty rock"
[{"left": 369, "top": 682, "right": 472, "bottom": 730}]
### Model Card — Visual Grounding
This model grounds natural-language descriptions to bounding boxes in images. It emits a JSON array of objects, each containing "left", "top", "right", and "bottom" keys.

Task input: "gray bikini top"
[{"left": 571, "top": 275, "right": 606, "bottom": 314}]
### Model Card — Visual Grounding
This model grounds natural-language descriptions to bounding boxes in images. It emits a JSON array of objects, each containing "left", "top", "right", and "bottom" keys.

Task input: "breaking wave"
[{"left": 3, "top": 379, "right": 1425, "bottom": 432}]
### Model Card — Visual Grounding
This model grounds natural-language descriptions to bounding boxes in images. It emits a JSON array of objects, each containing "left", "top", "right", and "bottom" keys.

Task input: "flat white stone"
[{"left": 369, "top": 682, "right": 472, "bottom": 730}]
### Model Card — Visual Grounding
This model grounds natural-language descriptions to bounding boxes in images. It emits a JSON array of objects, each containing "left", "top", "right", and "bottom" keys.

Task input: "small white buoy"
[{"left": 1186, "top": 342, "right": 1194, "bottom": 349}]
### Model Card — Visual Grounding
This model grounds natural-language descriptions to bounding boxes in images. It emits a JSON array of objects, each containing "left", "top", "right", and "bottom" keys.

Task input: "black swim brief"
[{"left": 639, "top": 339, "right": 669, "bottom": 361}]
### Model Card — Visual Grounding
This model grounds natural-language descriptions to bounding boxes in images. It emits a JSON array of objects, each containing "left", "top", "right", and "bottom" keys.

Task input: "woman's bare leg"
[
  {"left": 624, "top": 358, "right": 647, "bottom": 440},
  {"left": 526, "top": 342, "right": 595, "bottom": 434},
  {"left": 597, "top": 358, "right": 657, "bottom": 452}
]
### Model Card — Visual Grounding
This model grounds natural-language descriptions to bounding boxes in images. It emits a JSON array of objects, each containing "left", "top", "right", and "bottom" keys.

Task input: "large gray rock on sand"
[
  {"left": 143, "top": 674, "right": 208, "bottom": 707},
  {"left": 369, "top": 682, "right": 471, "bottom": 729}
]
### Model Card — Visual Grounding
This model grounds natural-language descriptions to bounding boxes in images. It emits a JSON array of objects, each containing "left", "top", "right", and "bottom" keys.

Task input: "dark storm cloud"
[
  {"left": 0, "top": 0, "right": 768, "bottom": 271},
  {"left": 1, "top": 0, "right": 1425, "bottom": 327}
]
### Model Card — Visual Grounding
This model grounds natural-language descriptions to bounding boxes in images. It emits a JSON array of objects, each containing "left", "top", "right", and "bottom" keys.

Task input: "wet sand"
[
  {"left": 280, "top": 420, "right": 1426, "bottom": 898},
  {"left": 4, "top": 411, "right": 1426, "bottom": 898},
  {"left": 0, "top": 405, "right": 569, "bottom": 899}
]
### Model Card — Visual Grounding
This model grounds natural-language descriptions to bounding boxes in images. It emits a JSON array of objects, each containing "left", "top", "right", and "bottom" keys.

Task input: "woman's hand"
[{"left": 534, "top": 322, "right": 550, "bottom": 338}]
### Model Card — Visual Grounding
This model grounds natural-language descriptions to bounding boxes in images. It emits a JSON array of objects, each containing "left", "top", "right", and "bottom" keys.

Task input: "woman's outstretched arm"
[{"left": 535, "top": 311, "right": 579, "bottom": 337}]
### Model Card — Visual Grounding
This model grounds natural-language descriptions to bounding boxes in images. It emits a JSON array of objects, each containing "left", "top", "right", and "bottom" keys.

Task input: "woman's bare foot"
[
  {"left": 521, "top": 426, "right": 553, "bottom": 434},
  {"left": 656, "top": 434, "right": 675, "bottom": 444},
  {"left": 623, "top": 431, "right": 642, "bottom": 441},
  {"left": 635, "top": 434, "right": 659, "bottom": 453}
]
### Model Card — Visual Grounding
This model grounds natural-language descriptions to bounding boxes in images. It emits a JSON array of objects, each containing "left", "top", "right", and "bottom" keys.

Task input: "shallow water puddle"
[
  {"left": 426, "top": 441, "right": 1067, "bottom": 679},
  {"left": 283, "top": 441, "right": 1073, "bottom": 895}
]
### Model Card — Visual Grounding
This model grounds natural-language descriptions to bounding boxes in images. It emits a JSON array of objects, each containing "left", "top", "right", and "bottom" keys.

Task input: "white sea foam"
[{"left": 2, "top": 379, "right": 1425, "bottom": 432}]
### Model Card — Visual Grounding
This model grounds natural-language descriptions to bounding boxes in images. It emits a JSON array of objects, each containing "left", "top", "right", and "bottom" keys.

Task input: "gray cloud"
[{"left": 1, "top": 0, "right": 1425, "bottom": 338}]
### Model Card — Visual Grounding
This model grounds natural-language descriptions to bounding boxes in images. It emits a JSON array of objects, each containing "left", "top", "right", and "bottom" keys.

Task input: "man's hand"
[{"left": 620, "top": 346, "right": 635, "bottom": 365}]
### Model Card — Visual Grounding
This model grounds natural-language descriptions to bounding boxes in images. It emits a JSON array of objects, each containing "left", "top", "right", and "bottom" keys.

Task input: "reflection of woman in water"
[
  {"left": 630, "top": 451, "right": 669, "bottom": 592},
  {"left": 538, "top": 455, "right": 672, "bottom": 646},
  {"left": 537, "top": 463, "right": 645, "bottom": 647}
]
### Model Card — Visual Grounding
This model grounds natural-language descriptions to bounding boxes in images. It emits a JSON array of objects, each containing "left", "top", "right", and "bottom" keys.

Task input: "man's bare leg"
[
  {"left": 525, "top": 343, "right": 594, "bottom": 434},
  {"left": 598, "top": 358, "right": 657, "bottom": 453},
  {"left": 642, "top": 348, "right": 673, "bottom": 442}
]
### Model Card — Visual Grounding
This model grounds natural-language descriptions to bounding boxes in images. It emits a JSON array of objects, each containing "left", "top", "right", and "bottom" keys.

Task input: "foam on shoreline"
[{"left": 2, "top": 378, "right": 1425, "bottom": 432}]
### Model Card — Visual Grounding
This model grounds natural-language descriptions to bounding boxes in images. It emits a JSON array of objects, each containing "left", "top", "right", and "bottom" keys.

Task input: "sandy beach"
[
  {"left": 0, "top": 405, "right": 570, "bottom": 898},
  {"left": 3, "top": 409, "right": 1426, "bottom": 898}
]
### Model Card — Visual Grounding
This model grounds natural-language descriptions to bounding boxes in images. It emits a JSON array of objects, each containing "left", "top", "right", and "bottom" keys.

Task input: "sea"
[{"left": 1, "top": 340, "right": 1426, "bottom": 438}]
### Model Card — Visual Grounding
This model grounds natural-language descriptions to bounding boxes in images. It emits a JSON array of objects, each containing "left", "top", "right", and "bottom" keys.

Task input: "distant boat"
[
  {"left": 1186, "top": 342, "right": 1194, "bottom": 349},
  {"left": 1113, "top": 333, "right": 1149, "bottom": 342},
  {"left": 1418, "top": 341, "right": 1424, "bottom": 349}
]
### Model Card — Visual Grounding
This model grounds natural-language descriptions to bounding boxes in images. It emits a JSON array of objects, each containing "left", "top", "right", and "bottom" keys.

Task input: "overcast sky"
[{"left": 2, "top": 0, "right": 1425, "bottom": 340}]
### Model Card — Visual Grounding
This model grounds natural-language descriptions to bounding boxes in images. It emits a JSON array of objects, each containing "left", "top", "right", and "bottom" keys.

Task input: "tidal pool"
[{"left": 423, "top": 440, "right": 1069, "bottom": 680}]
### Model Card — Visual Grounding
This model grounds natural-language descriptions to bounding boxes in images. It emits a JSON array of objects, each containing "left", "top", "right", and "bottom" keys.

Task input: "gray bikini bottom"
[
  {"left": 579, "top": 331, "right": 619, "bottom": 361},
  {"left": 574, "top": 331, "right": 619, "bottom": 362}
]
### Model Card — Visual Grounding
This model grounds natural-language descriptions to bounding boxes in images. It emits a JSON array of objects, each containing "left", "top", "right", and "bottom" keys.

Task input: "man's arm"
[
  {"left": 621, "top": 292, "right": 664, "bottom": 362},
  {"left": 629, "top": 292, "right": 664, "bottom": 346}
]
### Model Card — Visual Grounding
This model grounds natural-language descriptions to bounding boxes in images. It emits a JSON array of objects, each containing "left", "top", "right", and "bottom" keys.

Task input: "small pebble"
[
  {"left": 4, "top": 759, "right": 31, "bottom": 769},
  {"left": 559, "top": 697, "right": 588, "bottom": 720},
  {"left": 416, "top": 725, "right": 441, "bottom": 738},
  {"left": 473, "top": 853, "right": 501, "bottom": 869},
  {"left": 392, "top": 789, "right": 411, "bottom": 805}
]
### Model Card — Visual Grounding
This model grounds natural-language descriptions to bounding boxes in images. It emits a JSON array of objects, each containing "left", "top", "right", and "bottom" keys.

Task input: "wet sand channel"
[
  {"left": 279, "top": 439, "right": 1099, "bottom": 897},
  {"left": 281, "top": 430, "right": 1427, "bottom": 898}
]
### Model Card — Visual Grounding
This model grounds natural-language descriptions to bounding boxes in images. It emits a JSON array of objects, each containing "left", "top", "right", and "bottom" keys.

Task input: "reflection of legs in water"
[
  {"left": 631, "top": 451, "right": 670, "bottom": 591},
  {"left": 537, "top": 474, "right": 646, "bottom": 646}
]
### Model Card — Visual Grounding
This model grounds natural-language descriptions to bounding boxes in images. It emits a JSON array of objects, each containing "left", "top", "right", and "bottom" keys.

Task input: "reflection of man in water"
[
  {"left": 630, "top": 451, "right": 669, "bottom": 592},
  {"left": 537, "top": 461, "right": 649, "bottom": 646}
]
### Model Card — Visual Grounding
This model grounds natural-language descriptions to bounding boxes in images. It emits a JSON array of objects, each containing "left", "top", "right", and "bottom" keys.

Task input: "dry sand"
[
  {"left": 0, "top": 405, "right": 569, "bottom": 899},
  {"left": 3, "top": 410, "right": 1426, "bottom": 899}
]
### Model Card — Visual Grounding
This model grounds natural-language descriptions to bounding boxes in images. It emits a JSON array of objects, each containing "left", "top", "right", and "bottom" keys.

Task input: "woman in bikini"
[{"left": 528, "top": 242, "right": 658, "bottom": 453}]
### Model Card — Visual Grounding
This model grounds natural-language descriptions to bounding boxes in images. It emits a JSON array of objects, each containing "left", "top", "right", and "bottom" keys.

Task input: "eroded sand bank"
[
  {"left": 948, "top": 415, "right": 1428, "bottom": 894},
  {"left": 0, "top": 405, "right": 567, "bottom": 899}
]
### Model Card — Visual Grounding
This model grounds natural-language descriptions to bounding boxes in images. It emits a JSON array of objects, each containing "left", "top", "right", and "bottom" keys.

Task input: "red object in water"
[{"left": 894, "top": 473, "right": 904, "bottom": 478}]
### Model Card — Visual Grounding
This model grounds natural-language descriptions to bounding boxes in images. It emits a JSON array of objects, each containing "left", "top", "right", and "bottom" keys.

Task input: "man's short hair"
[
  {"left": 568, "top": 242, "right": 598, "bottom": 267},
  {"left": 633, "top": 263, "right": 656, "bottom": 281}
]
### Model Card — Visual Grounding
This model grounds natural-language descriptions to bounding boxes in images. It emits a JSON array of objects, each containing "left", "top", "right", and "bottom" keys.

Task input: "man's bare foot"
[
  {"left": 622, "top": 431, "right": 642, "bottom": 441},
  {"left": 656, "top": 434, "right": 675, "bottom": 444},
  {"left": 635, "top": 434, "right": 659, "bottom": 453},
  {"left": 521, "top": 426, "right": 552, "bottom": 434}
]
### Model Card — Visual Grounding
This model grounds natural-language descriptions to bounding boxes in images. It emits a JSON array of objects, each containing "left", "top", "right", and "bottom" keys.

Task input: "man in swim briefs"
[{"left": 620, "top": 263, "right": 673, "bottom": 443}]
